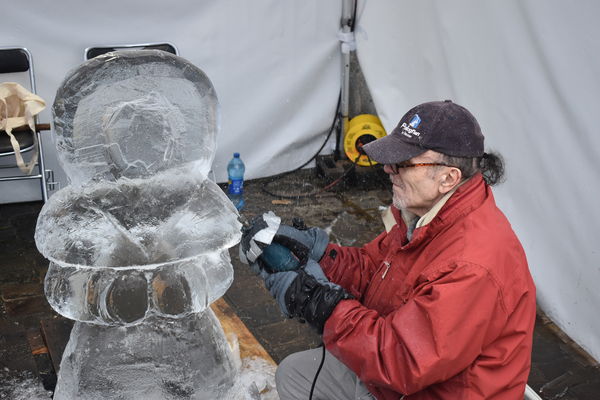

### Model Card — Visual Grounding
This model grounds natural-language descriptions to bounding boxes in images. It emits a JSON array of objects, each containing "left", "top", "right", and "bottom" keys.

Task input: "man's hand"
[
  {"left": 265, "top": 260, "right": 354, "bottom": 334},
  {"left": 239, "top": 212, "right": 281, "bottom": 265},
  {"left": 239, "top": 213, "right": 329, "bottom": 280},
  {"left": 272, "top": 217, "right": 329, "bottom": 263},
  {"left": 239, "top": 212, "right": 282, "bottom": 280}
]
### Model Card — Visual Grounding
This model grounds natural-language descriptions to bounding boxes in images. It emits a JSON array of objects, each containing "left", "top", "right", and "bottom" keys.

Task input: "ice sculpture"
[{"left": 35, "top": 51, "right": 244, "bottom": 399}]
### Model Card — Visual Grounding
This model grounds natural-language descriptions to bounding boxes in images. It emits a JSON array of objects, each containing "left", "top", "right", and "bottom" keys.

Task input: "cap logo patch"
[
  {"left": 409, "top": 114, "right": 421, "bottom": 128},
  {"left": 400, "top": 114, "right": 422, "bottom": 138}
]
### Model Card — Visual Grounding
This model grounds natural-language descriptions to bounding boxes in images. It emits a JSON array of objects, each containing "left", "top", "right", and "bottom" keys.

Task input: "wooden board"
[
  {"left": 40, "top": 318, "right": 74, "bottom": 374},
  {"left": 210, "top": 297, "right": 277, "bottom": 365}
]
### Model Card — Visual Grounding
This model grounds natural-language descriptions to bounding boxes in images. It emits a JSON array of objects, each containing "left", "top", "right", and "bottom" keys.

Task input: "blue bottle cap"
[{"left": 234, "top": 152, "right": 240, "bottom": 157}]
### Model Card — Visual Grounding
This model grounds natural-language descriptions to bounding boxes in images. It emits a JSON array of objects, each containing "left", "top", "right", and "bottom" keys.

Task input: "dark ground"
[{"left": 1, "top": 165, "right": 599, "bottom": 399}]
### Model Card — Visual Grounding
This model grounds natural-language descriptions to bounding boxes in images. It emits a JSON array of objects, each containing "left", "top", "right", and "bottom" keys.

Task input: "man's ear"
[{"left": 439, "top": 167, "right": 462, "bottom": 194}]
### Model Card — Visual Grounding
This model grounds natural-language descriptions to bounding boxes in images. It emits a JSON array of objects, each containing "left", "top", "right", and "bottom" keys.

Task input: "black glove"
[
  {"left": 264, "top": 259, "right": 335, "bottom": 318},
  {"left": 284, "top": 268, "right": 354, "bottom": 334}
]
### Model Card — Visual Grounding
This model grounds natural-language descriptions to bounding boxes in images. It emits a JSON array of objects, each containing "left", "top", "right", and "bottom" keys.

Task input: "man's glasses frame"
[{"left": 388, "top": 162, "right": 453, "bottom": 174}]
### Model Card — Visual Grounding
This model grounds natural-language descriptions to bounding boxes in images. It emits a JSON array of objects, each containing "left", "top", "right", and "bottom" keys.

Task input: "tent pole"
[{"left": 339, "top": 0, "right": 353, "bottom": 160}]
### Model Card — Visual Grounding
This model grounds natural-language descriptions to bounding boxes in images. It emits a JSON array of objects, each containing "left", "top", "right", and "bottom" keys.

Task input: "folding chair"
[
  {"left": 84, "top": 42, "right": 179, "bottom": 61},
  {"left": 0, "top": 46, "right": 52, "bottom": 202}
]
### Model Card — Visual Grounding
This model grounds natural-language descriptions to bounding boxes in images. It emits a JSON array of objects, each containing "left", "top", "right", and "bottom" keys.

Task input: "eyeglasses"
[{"left": 388, "top": 162, "right": 452, "bottom": 174}]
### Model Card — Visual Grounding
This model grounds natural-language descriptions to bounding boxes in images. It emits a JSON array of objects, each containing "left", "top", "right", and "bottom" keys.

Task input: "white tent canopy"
[
  {"left": 2, "top": 0, "right": 599, "bottom": 363},
  {"left": 355, "top": 0, "right": 600, "bottom": 364}
]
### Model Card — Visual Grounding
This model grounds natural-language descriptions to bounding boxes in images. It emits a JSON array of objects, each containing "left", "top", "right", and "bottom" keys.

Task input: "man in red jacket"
[{"left": 240, "top": 100, "right": 536, "bottom": 399}]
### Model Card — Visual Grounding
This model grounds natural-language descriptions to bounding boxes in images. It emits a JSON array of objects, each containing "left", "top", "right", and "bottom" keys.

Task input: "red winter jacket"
[{"left": 319, "top": 174, "right": 536, "bottom": 400}]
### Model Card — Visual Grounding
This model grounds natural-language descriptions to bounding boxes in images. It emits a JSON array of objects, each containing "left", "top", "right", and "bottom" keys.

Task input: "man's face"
[{"left": 383, "top": 150, "right": 449, "bottom": 217}]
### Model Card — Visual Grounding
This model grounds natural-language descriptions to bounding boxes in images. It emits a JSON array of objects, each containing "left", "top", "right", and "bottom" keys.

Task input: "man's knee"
[
  {"left": 274, "top": 353, "right": 295, "bottom": 392},
  {"left": 275, "top": 349, "right": 323, "bottom": 399}
]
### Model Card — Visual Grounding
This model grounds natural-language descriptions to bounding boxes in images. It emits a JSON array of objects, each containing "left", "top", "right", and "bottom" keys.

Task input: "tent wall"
[
  {"left": 355, "top": 0, "right": 600, "bottom": 362},
  {"left": 1, "top": 0, "right": 341, "bottom": 203}
]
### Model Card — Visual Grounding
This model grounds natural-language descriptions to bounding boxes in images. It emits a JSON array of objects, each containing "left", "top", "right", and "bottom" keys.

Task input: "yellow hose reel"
[{"left": 344, "top": 114, "right": 387, "bottom": 166}]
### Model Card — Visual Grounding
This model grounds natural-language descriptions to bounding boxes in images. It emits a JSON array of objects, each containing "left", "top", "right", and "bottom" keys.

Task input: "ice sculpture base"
[{"left": 54, "top": 309, "right": 244, "bottom": 400}]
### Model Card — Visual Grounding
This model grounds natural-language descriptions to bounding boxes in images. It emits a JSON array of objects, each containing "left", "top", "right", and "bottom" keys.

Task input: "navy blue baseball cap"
[{"left": 362, "top": 100, "right": 485, "bottom": 164}]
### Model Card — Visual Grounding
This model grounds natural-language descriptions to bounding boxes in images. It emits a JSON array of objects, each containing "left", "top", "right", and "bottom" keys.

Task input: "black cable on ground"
[
  {"left": 260, "top": 119, "right": 393, "bottom": 198},
  {"left": 261, "top": 152, "right": 362, "bottom": 200},
  {"left": 260, "top": 92, "right": 342, "bottom": 199}
]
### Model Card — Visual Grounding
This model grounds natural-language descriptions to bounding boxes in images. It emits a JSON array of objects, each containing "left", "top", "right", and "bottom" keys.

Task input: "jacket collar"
[
  {"left": 382, "top": 173, "right": 487, "bottom": 241},
  {"left": 414, "top": 178, "right": 469, "bottom": 229}
]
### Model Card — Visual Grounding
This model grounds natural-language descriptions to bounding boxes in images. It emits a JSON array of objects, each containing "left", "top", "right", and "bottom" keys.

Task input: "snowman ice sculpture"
[{"left": 35, "top": 51, "right": 244, "bottom": 399}]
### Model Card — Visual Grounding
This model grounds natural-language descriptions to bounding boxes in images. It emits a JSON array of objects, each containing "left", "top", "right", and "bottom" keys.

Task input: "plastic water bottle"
[{"left": 227, "top": 153, "right": 245, "bottom": 210}]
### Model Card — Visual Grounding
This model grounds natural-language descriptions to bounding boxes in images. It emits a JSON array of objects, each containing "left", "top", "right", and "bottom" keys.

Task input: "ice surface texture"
[
  {"left": 54, "top": 311, "right": 244, "bottom": 400},
  {"left": 52, "top": 50, "right": 220, "bottom": 186},
  {"left": 42, "top": 250, "right": 233, "bottom": 326}
]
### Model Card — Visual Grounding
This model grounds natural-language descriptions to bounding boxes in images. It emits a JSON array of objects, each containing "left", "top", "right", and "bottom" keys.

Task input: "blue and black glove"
[
  {"left": 273, "top": 217, "right": 330, "bottom": 263},
  {"left": 265, "top": 260, "right": 354, "bottom": 334},
  {"left": 239, "top": 212, "right": 329, "bottom": 278}
]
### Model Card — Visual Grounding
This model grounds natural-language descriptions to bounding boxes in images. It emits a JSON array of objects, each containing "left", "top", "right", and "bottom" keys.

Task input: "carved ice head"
[{"left": 52, "top": 50, "right": 220, "bottom": 185}]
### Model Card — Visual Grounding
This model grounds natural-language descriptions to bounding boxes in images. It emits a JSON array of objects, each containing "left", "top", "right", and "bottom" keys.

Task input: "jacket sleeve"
[
  {"left": 319, "top": 230, "right": 390, "bottom": 301},
  {"left": 322, "top": 261, "right": 507, "bottom": 396}
]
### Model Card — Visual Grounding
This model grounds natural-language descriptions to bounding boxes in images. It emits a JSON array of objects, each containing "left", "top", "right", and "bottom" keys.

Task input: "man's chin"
[{"left": 393, "top": 195, "right": 407, "bottom": 211}]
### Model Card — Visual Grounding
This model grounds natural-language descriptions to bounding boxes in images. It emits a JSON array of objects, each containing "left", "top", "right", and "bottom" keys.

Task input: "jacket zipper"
[
  {"left": 365, "top": 260, "right": 392, "bottom": 309},
  {"left": 382, "top": 261, "right": 391, "bottom": 279}
]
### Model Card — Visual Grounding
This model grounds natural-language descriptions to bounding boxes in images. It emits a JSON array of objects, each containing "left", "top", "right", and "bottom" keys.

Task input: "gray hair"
[{"left": 441, "top": 150, "right": 506, "bottom": 186}]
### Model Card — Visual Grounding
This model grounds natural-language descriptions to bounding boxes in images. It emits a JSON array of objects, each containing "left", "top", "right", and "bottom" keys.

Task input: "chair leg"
[{"left": 36, "top": 130, "right": 48, "bottom": 202}]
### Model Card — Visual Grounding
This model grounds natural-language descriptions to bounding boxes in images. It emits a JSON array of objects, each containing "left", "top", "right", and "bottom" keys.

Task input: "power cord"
[
  {"left": 260, "top": 0, "right": 394, "bottom": 199},
  {"left": 260, "top": 107, "right": 393, "bottom": 198},
  {"left": 261, "top": 151, "right": 365, "bottom": 199},
  {"left": 260, "top": 92, "right": 342, "bottom": 199},
  {"left": 308, "top": 344, "right": 327, "bottom": 400}
]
